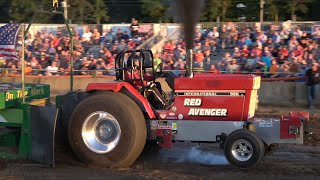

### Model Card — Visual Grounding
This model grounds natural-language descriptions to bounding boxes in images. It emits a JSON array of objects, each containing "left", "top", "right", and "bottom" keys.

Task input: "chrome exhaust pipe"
[{"left": 186, "top": 49, "right": 193, "bottom": 78}]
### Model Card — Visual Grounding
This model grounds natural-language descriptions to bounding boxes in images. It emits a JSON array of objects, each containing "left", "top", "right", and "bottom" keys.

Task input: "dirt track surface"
[{"left": 0, "top": 106, "right": 319, "bottom": 180}]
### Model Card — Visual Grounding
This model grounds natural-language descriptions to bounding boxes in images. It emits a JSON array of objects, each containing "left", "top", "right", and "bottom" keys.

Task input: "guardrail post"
[
  {"left": 2, "top": 68, "right": 9, "bottom": 77},
  {"left": 92, "top": 70, "right": 97, "bottom": 78}
]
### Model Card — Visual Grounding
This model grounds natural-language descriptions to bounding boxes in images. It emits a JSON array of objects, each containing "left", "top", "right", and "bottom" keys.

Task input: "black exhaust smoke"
[
  {"left": 176, "top": 0, "right": 201, "bottom": 50},
  {"left": 176, "top": 0, "right": 202, "bottom": 77}
]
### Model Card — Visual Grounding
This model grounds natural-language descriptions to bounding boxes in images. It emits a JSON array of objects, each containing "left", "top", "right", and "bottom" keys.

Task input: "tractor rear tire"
[
  {"left": 224, "top": 129, "right": 265, "bottom": 168},
  {"left": 68, "top": 91, "right": 147, "bottom": 168}
]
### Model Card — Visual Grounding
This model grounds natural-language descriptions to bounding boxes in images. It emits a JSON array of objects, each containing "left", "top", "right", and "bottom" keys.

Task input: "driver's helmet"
[{"left": 127, "top": 54, "right": 140, "bottom": 69}]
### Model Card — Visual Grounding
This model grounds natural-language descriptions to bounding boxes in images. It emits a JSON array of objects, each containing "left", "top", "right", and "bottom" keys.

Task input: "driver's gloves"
[{"left": 147, "top": 81, "right": 155, "bottom": 87}]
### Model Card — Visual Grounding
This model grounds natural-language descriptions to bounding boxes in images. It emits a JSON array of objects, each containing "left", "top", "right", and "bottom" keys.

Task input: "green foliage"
[
  {"left": 9, "top": 0, "right": 36, "bottom": 22},
  {"left": 9, "top": 0, "right": 53, "bottom": 23},
  {"left": 68, "top": 0, "right": 109, "bottom": 24},
  {"left": 0, "top": 0, "right": 316, "bottom": 23},
  {"left": 242, "top": 1, "right": 260, "bottom": 22},
  {"left": 221, "top": 0, "right": 233, "bottom": 20},
  {"left": 201, "top": 0, "right": 232, "bottom": 22},
  {"left": 141, "top": 0, "right": 169, "bottom": 22},
  {"left": 91, "top": 0, "right": 109, "bottom": 24},
  {"left": 105, "top": 0, "right": 143, "bottom": 23},
  {"left": 0, "top": 0, "right": 11, "bottom": 22},
  {"left": 285, "top": 0, "right": 311, "bottom": 20},
  {"left": 68, "top": 0, "right": 94, "bottom": 24},
  {"left": 265, "top": 0, "right": 281, "bottom": 21},
  {"left": 201, "top": 0, "right": 219, "bottom": 22}
]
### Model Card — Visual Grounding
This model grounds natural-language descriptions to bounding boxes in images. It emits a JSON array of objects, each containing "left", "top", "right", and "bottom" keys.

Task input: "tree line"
[{"left": 0, "top": 0, "right": 318, "bottom": 23}]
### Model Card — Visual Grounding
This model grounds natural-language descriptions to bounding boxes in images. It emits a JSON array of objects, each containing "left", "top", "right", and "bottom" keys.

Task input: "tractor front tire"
[
  {"left": 68, "top": 91, "right": 146, "bottom": 168},
  {"left": 224, "top": 129, "right": 265, "bottom": 168}
]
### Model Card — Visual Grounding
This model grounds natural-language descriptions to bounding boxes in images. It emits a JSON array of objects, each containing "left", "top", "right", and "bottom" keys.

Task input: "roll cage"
[{"left": 115, "top": 50, "right": 156, "bottom": 87}]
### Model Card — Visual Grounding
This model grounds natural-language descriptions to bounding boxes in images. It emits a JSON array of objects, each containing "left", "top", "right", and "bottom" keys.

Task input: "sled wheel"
[
  {"left": 68, "top": 91, "right": 146, "bottom": 168},
  {"left": 224, "top": 129, "right": 265, "bottom": 168},
  {"left": 264, "top": 143, "right": 279, "bottom": 156}
]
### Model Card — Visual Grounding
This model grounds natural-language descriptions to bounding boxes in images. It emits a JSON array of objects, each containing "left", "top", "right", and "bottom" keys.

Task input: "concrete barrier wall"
[
  {"left": 1, "top": 77, "right": 318, "bottom": 107},
  {"left": 258, "top": 81, "right": 319, "bottom": 107},
  {"left": 0, "top": 77, "right": 111, "bottom": 96}
]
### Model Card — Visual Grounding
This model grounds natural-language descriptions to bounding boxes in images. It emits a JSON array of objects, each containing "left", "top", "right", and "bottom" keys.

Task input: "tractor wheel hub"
[
  {"left": 231, "top": 139, "right": 253, "bottom": 161},
  {"left": 82, "top": 111, "right": 121, "bottom": 154}
]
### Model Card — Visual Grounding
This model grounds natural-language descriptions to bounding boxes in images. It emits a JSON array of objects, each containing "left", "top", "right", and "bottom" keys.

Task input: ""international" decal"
[{"left": 177, "top": 92, "right": 245, "bottom": 96}]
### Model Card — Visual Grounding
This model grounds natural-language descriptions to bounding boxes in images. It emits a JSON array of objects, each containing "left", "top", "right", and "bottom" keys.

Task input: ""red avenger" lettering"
[{"left": 184, "top": 98, "right": 228, "bottom": 117}]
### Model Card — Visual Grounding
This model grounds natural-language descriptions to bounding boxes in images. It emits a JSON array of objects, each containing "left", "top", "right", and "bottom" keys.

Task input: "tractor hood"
[
  {"left": 172, "top": 73, "right": 261, "bottom": 121},
  {"left": 175, "top": 74, "right": 261, "bottom": 90}
]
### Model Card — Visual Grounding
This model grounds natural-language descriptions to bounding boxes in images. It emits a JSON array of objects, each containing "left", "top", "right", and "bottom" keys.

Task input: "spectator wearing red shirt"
[
  {"left": 128, "top": 39, "right": 136, "bottom": 50},
  {"left": 279, "top": 46, "right": 289, "bottom": 58},
  {"left": 293, "top": 45, "right": 304, "bottom": 58},
  {"left": 242, "top": 45, "right": 249, "bottom": 57},
  {"left": 208, "top": 64, "right": 219, "bottom": 74},
  {"left": 52, "top": 35, "right": 60, "bottom": 47},
  {"left": 163, "top": 41, "right": 173, "bottom": 53},
  {"left": 251, "top": 46, "right": 262, "bottom": 57}
]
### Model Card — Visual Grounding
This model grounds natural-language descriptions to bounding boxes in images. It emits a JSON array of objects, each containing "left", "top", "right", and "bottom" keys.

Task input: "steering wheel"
[
  {"left": 145, "top": 63, "right": 163, "bottom": 90},
  {"left": 154, "top": 63, "right": 163, "bottom": 79}
]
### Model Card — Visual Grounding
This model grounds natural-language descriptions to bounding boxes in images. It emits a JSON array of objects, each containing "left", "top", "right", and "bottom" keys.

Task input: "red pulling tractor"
[{"left": 56, "top": 49, "right": 308, "bottom": 169}]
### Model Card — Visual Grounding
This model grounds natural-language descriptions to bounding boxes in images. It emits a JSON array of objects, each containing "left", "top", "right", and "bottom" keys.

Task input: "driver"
[
  {"left": 125, "top": 56, "right": 153, "bottom": 89},
  {"left": 125, "top": 56, "right": 169, "bottom": 109}
]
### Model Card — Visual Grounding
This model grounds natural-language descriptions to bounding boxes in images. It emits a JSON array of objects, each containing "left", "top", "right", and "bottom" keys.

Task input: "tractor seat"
[{"left": 163, "top": 71, "right": 178, "bottom": 90}]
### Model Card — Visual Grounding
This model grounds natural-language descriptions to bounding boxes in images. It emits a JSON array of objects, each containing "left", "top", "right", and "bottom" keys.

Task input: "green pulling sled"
[
  {"left": 0, "top": 7, "right": 73, "bottom": 167},
  {"left": 0, "top": 83, "right": 57, "bottom": 166}
]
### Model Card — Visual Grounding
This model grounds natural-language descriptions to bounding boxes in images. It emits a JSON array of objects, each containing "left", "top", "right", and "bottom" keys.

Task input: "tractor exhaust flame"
[{"left": 176, "top": 147, "right": 229, "bottom": 165}]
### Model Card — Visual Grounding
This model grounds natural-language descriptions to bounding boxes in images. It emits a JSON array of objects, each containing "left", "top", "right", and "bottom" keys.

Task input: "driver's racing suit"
[{"left": 125, "top": 69, "right": 169, "bottom": 108}]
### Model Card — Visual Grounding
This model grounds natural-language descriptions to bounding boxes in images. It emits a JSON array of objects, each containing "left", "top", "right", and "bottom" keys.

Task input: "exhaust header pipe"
[{"left": 186, "top": 49, "right": 194, "bottom": 78}]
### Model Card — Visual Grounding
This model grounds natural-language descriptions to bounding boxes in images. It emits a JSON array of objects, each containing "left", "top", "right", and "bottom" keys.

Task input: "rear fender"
[
  {"left": 289, "top": 111, "right": 309, "bottom": 121},
  {"left": 251, "top": 115, "right": 304, "bottom": 145},
  {"left": 280, "top": 115, "right": 302, "bottom": 139},
  {"left": 289, "top": 111, "right": 310, "bottom": 133},
  {"left": 86, "top": 82, "right": 156, "bottom": 119}
]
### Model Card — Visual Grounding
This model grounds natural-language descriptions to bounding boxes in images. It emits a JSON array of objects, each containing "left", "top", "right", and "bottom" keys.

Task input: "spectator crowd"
[
  {"left": 0, "top": 19, "right": 154, "bottom": 76},
  {"left": 159, "top": 24, "right": 320, "bottom": 78},
  {"left": 0, "top": 21, "right": 320, "bottom": 78}
]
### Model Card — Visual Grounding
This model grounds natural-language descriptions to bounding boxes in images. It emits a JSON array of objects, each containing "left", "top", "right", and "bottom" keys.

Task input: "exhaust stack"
[
  {"left": 186, "top": 49, "right": 194, "bottom": 78},
  {"left": 176, "top": 0, "right": 201, "bottom": 78}
]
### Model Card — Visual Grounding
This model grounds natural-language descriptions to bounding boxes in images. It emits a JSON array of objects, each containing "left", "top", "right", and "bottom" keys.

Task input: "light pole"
[
  {"left": 236, "top": 3, "right": 246, "bottom": 22},
  {"left": 61, "top": 0, "right": 68, "bottom": 20},
  {"left": 260, "top": 0, "right": 265, "bottom": 23}
]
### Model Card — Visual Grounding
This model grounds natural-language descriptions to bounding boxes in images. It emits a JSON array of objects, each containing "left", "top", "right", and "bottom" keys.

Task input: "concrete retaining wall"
[
  {"left": 0, "top": 77, "right": 111, "bottom": 96},
  {"left": 258, "top": 81, "right": 319, "bottom": 107},
  {"left": 0, "top": 77, "right": 318, "bottom": 107}
]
